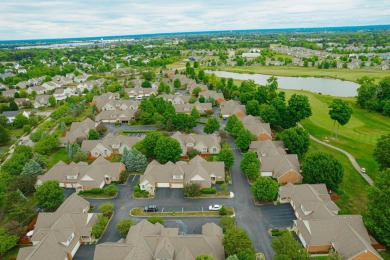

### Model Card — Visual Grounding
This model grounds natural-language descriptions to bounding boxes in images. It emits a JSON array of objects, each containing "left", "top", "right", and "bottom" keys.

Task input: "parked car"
[
  {"left": 209, "top": 204, "right": 222, "bottom": 211},
  {"left": 361, "top": 168, "right": 366, "bottom": 174},
  {"left": 144, "top": 205, "right": 158, "bottom": 212}
]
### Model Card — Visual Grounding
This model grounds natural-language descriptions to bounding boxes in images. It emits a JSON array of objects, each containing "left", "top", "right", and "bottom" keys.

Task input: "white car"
[
  {"left": 209, "top": 204, "right": 222, "bottom": 211},
  {"left": 361, "top": 168, "right": 366, "bottom": 173}
]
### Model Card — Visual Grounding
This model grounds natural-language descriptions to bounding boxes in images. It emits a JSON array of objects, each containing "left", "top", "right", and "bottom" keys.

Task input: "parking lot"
[{"left": 127, "top": 132, "right": 146, "bottom": 137}]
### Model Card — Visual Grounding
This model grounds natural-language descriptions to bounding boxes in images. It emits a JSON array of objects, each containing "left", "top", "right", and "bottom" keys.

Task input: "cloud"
[{"left": 0, "top": 0, "right": 389, "bottom": 40}]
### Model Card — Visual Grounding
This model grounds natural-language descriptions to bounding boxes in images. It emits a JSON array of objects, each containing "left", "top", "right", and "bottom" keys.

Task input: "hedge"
[{"left": 200, "top": 187, "right": 217, "bottom": 194}]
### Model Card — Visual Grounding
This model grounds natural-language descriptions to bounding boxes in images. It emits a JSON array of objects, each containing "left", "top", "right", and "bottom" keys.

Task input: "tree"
[
  {"left": 147, "top": 216, "right": 165, "bottom": 225},
  {"left": 217, "top": 143, "right": 234, "bottom": 168},
  {"left": 173, "top": 78, "right": 181, "bottom": 89},
  {"left": 235, "top": 129, "right": 253, "bottom": 151},
  {"left": 196, "top": 255, "right": 215, "bottom": 260},
  {"left": 183, "top": 182, "right": 201, "bottom": 197},
  {"left": 272, "top": 232, "right": 309, "bottom": 259},
  {"left": 220, "top": 216, "right": 236, "bottom": 232},
  {"left": 23, "top": 124, "right": 32, "bottom": 134},
  {"left": 328, "top": 99, "right": 353, "bottom": 138},
  {"left": 223, "top": 226, "right": 255, "bottom": 256},
  {"left": 13, "top": 113, "right": 29, "bottom": 128},
  {"left": 281, "top": 127, "right": 310, "bottom": 158},
  {"left": 154, "top": 136, "right": 181, "bottom": 163},
  {"left": 22, "top": 159, "right": 42, "bottom": 176},
  {"left": 9, "top": 174, "right": 36, "bottom": 195},
  {"left": 190, "top": 106, "right": 200, "bottom": 119},
  {"left": 0, "top": 228, "right": 19, "bottom": 255},
  {"left": 35, "top": 180, "right": 64, "bottom": 210},
  {"left": 3, "top": 220, "right": 25, "bottom": 236},
  {"left": 0, "top": 125, "right": 11, "bottom": 145},
  {"left": 9, "top": 100, "right": 18, "bottom": 111},
  {"left": 192, "top": 86, "right": 202, "bottom": 96},
  {"left": 225, "top": 115, "right": 239, "bottom": 133},
  {"left": 91, "top": 104, "right": 98, "bottom": 115},
  {"left": 302, "top": 151, "right": 344, "bottom": 191},
  {"left": 364, "top": 170, "right": 390, "bottom": 247},
  {"left": 60, "top": 122, "right": 67, "bottom": 133},
  {"left": 98, "top": 202, "right": 114, "bottom": 217},
  {"left": 143, "top": 131, "right": 164, "bottom": 158},
  {"left": 373, "top": 134, "right": 390, "bottom": 171},
  {"left": 96, "top": 123, "right": 108, "bottom": 136},
  {"left": 33, "top": 135, "right": 59, "bottom": 155},
  {"left": 252, "top": 177, "right": 278, "bottom": 201},
  {"left": 116, "top": 218, "right": 134, "bottom": 236},
  {"left": 287, "top": 94, "right": 312, "bottom": 125},
  {"left": 141, "top": 80, "right": 152, "bottom": 88},
  {"left": 246, "top": 100, "right": 261, "bottom": 116},
  {"left": 88, "top": 129, "right": 99, "bottom": 140},
  {"left": 121, "top": 148, "right": 148, "bottom": 172},
  {"left": 204, "top": 117, "right": 220, "bottom": 134},
  {"left": 48, "top": 96, "right": 56, "bottom": 107},
  {"left": 104, "top": 184, "right": 118, "bottom": 196}
]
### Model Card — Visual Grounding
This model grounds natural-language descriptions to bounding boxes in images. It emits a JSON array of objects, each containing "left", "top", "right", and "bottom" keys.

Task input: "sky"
[{"left": 0, "top": 0, "right": 389, "bottom": 40}]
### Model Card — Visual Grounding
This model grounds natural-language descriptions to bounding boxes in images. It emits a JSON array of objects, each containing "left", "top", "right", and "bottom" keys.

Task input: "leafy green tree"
[
  {"left": 88, "top": 129, "right": 99, "bottom": 140},
  {"left": 173, "top": 78, "right": 181, "bottom": 89},
  {"left": 0, "top": 228, "right": 19, "bottom": 255},
  {"left": 271, "top": 232, "right": 309, "bottom": 259},
  {"left": 223, "top": 226, "right": 255, "bottom": 256},
  {"left": 9, "top": 100, "right": 18, "bottom": 111},
  {"left": 35, "top": 180, "right": 64, "bottom": 210},
  {"left": 244, "top": 162, "right": 260, "bottom": 181},
  {"left": 252, "top": 177, "right": 278, "bottom": 201},
  {"left": 329, "top": 99, "right": 353, "bottom": 138},
  {"left": 287, "top": 94, "right": 312, "bottom": 125},
  {"left": 3, "top": 220, "right": 26, "bottom": 236},
  {"left": 364, "top": 170, "right": 390, "bottom": 247},
  {"left": 204, "top": 117, "right": 220, "bottom": 134},
  {"left": 183, "top": 182, "right": 201, "bottom": 197},
  {"left": 192, "top": 86, "right": 202, "bottom": 96},
  {"left": 22, "top": 159, "right": 42, "bottom": 176},
  {"left": 172, "top": 113, "right": 197, "bottom": 131},
  {"left": 217, "top": 143, "right": 234, "bottom": 168},
  {"left": 9, "top": 174, "right": 36, "bottom": 195},
  {"left": 281, "top": 127, "right": 310, "bottom": 158},
  {"left": 240, "top": 151, "right": 258, "bottom": 172},
  {"left": 116, "top": 218, "right": 135, "bottom": 236},
  {"left": 0, "top": 125, "right": 11, "bottom": 145},
  {"left": 246, "top": 100, "right": 261, "bottom": 116},
  {"left": 143, "top": 131, "right": 164, "bottom": 158},
  {"left": 96, "top": 123, "right": 108, "bottom": 136},
  {"left": 147, "top": 216, "right": 165, "bottom": 225},
  {"left": 91, "top": 104, "right": 98, "bottom": 115},
  {"left": 33, "top": 153, "right": 48, "bottom": 168},
  {"left": 48, "top": 96, "right": 56, "bottom": 107},
  {"left": 33, "top": 135, "right": 59, "bottom": 155},
  {"left": 2, "top": 153, "right": 30, "bottom": 175},
  {"left": 225, "top": 115, "right": 239, "bottom": 133},
  {"left": 225, "top": 255, "right": 239, "bottom": 260},
  {"left": 141, "top": 80, "right": 152, "bottom": 88},
  {"left": 23, "top": 124, "right": 32, "bottom": 134},
  {"left": 190, "top": 106, "right": 200, "bottom": 119},
  {"left": 103, "top": 184, "right": 118, "bottom": 196},
  {"left": 73, "top": 149, "right": 87, "bottom": 163},
  {"left": 220, "top": 216, "right": 236, "bottom": 232},
  {"left": 302, "top": 151, "right": 344, "bottom": 191},
  {"left": 13, "top": 113, "right": 29, "bottom": 128},
  {"left": 98, "top": 202, "right": 114, "bottom": 217},
  {"left": 235, "top": 129, "right": 253, "bottom": 151},
  {"left": 373, "top": 134, "right": 390, "bottom": 171}
]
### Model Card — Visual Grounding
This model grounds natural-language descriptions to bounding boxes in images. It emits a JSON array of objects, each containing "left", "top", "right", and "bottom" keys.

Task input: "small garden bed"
[
  {"left": 133, "top": 184, "right": 152, "bottom": 198},
  {"left": 270, "top": 228, "right": 289, "bottom": 237},
  {"left": 78, "top": 185, "right": 118, "bottom": 199}
]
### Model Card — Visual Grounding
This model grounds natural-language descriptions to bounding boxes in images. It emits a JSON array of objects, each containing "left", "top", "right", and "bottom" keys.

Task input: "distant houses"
[{"left": 59, "top": 118, "right": 97, "bottom": 146}]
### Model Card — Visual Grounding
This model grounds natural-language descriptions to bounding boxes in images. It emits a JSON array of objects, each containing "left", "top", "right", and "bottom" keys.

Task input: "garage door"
[
  {"left": 65, "top": 183, "right": 73, "bottom": 188},
  {"left": 157, "top": 183, "right": 170, "bottom": 188},
  {"left": 171, "top": 183, "right": 184, "bottom": 188}
]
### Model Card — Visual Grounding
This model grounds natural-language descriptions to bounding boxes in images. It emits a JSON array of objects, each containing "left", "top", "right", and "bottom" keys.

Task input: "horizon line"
[{"left": 1, "top": 24, "right": 390, "bottom": 42}]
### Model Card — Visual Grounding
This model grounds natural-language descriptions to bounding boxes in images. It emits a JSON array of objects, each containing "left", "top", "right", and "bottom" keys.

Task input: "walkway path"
[{"left": 299, "top": 124, "right": 374, "bottom": 185}]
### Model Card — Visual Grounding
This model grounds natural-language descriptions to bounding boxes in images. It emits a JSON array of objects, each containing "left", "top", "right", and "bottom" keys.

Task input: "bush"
[
  {"left": 98, "top": 202, "right": 114, "bottom": 216},
  {"left": 116, "top": 218, "right": 134, "bottom": 236},
  {"left": 23, "top": 124, "right": 32, "bottom": 134},
  {"left": 200, "top": 187, "right": 217, "bottom": 194},
  {"left": 216, "top": 181, "right": 225, "bottom": 184},
  {"left": 183, "top": 182, "right": 201, "bottom": 197},
  {"left": 147, "top": 216, "right": 165, "bottom": 225},
  {"left": 220, "top": 183, "right": 228, "bottom": 192},
  {"left": 92, "top": 215, "right": 109, "bottom": 239},
  {"left": 219, "top": 205, "right": 228, "bottom": 215},
  {"left": 79, "top": 188, "right": 104, "bottom": 195},
  {"left": 271, "top": 229, "right": 287, "bottom": 237},
  {"left": 103, "top": 184, "right": 118, "bottom": 196}
]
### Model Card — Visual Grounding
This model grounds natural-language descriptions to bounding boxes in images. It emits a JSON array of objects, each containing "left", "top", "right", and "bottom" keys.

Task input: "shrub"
[
  {"left": 200, "top": 187, "right": 217, "bottom": 194},
  {"left": 103, "top": 184, "right": 118, "bottom": 196},
  {"left": 98, "top": 202, "right": 114, "bottom": 216},
  {"left": 147, "top": 216, "right": 165, "bottom": 225},
  {"left": 219, "top": 205, "right": 228, "bottom": 215},
  {"left": 92, "top": 215, "right": 109, "bottom": 238},
  {"left": 79, "top": 188, "right": 104, "bottom": 195},
  {"left": 216, "top": 181, "right": 225, "bottom": 184},
  {"left": 116, "top": 218, "right": 134, "bottom": 236}
]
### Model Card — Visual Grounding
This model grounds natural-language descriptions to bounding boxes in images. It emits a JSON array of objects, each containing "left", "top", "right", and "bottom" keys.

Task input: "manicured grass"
[
  {"left": 78, "top": 193, "right": 117, "bottom": 199},
  {"left": 212, "top": 65, "right": 389, "bottom": 83},
  {"left": 380, "top": 250, "right": 390, "bottom": 260},
  {"left": 283, "top": 89, "right": 389, "bottom": 181},
  {"left": 9, "top": 127, "right": 25, "bottom": 138},
  {"left": 47, "top": 148, "right": 69, "bottom": 169},
  {"left": 110, "top": 154, "right": 122, "bottom": 162},
  {"left": 307, "top": 140, "right": 369, "bottom": 214}
]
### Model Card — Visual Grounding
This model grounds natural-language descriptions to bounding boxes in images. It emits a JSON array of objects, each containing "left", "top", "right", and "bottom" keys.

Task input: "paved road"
[{"left": 298, "top": 124, "right": 374, "bottom": 185}]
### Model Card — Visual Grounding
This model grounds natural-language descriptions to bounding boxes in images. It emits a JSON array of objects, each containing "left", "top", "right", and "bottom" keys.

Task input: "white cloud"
[{"left": 0, "top": 0, "right": 389, "bottom": 40}]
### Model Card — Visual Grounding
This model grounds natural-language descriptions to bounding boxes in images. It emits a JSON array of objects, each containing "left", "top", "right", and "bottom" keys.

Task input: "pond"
[{"left": 205, "top": 70, "right": 360, "bottom": 97}]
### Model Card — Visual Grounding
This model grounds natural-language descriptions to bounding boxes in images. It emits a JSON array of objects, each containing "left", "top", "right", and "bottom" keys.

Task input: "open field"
[
  {"left": 211, "top": 65, "right": 388, "bottom": 83},
  {"left": 283, "top": 89, "right": 389, "bottom": 181},
  {"left": 47, "top": 148, "right": 69, "bottom": 169},
  {"left": 307, "top": 140, "right": 369, "bottom": 214}
]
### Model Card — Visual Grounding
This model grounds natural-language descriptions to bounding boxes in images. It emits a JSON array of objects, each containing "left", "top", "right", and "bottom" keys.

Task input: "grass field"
[
  {"left": 307, "top": 140, "right": 369, "bottom": 214},
  {"left": 283, "top": 89, "right": 389, "bottom": 181},
  {"left": 47, "top": 148, "right": 69, "bottom": 169},
  {"left": 211, "top": 65, "right": 388, "bottom": 83}
]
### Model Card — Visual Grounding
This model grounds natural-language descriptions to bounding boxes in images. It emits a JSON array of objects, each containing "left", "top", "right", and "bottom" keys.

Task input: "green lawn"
[
  {"left": 212, "top": 65, "right": 389, "bottom": 83},
  {"left": 110, "top": 154, "right": 122, "bottom": 162},
  {"left": 283, "top": 89, "right": 389, "bottom": 181},
  {"left": 47, "top": 148, "right": 69, "bottom": 169},
  {"left": 307, "top": 140, "right": 369, "bottom": 214}
]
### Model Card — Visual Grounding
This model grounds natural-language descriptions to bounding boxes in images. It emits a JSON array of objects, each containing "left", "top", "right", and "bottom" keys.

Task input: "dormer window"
[{"left": 173, "top": 175, "right": 183, "bottom": 180}]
